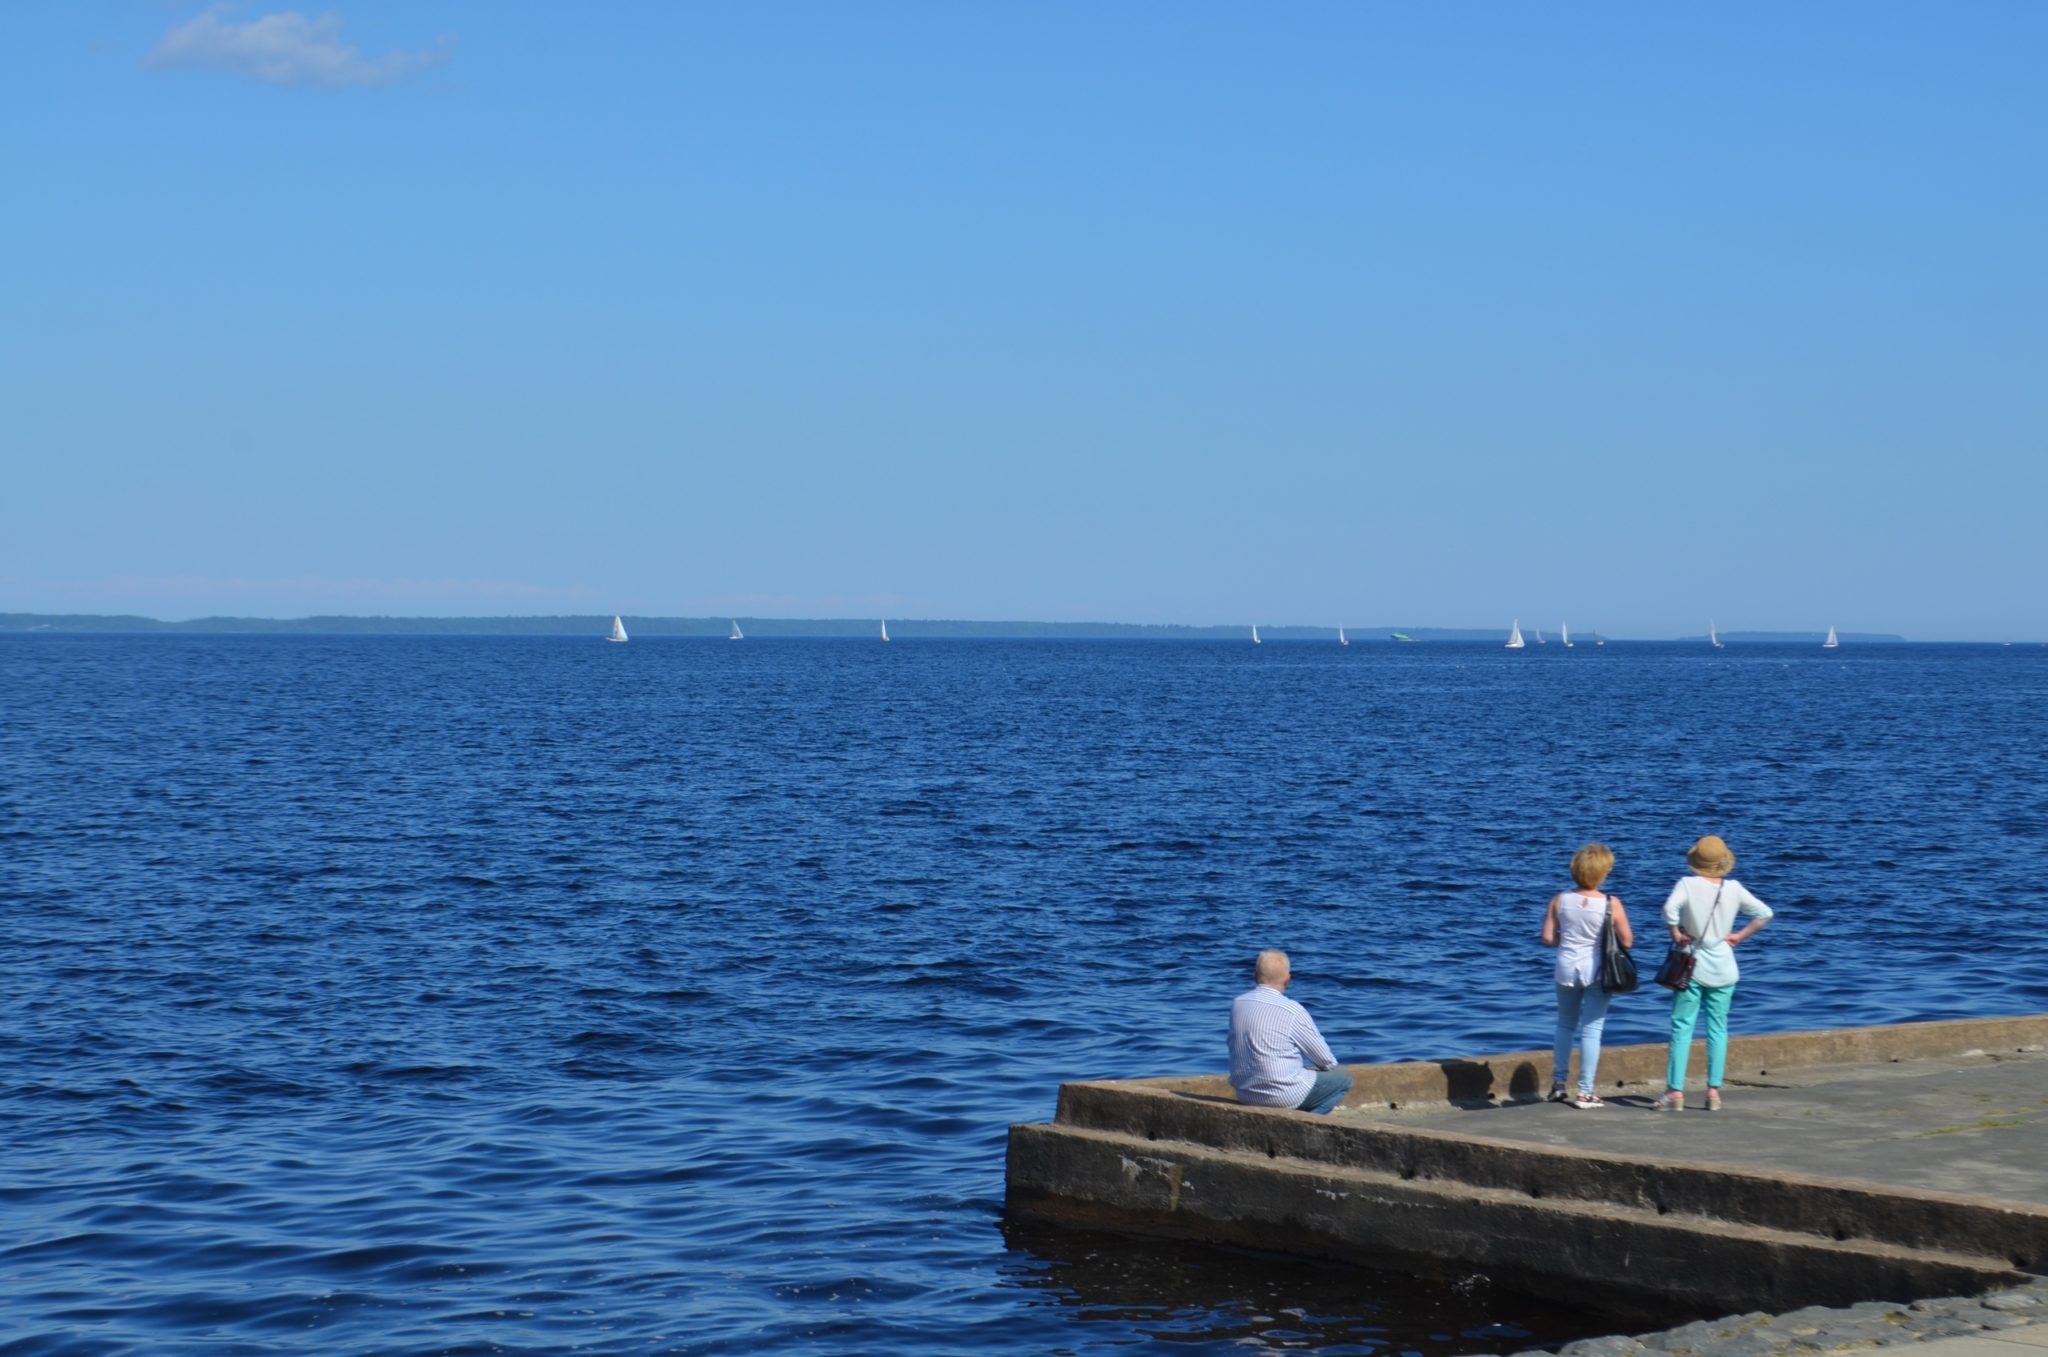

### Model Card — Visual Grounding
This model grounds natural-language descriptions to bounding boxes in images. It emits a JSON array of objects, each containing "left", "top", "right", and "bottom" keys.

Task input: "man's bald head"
[{"left": 1254, "top": 950, "right": 1290, "bottom": 987}]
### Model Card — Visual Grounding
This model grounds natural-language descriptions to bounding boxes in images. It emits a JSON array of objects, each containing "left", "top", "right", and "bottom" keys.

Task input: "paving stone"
[
  {"left": 1794, "top": 1319, "right": 1907, "bottom": 1350},
  {"left": 1659, "top": 1316, "right": 1784, "bottom": 1353},
  {"left": 1983, "top": 1313, "right": 2036, "bottom": 1329},
  {"left": 1864, "top": 1328, "right": 1927, "bottom": 1346},
  {"left": 1527, "top": 1284, "right": 2048, "bottom": 1357},
  {"left": 1641, "top": 1318, "right": 1726, "bottom": 1352},
  {"left": 1697, "top": 1331, "right": 1790, "bottom": 1357},
  {"left": 1777, "top": 1304, "right": 1851, "bottom": 1335},
  {"left": 1554, "top": 1337, "right": 1646, "bottom": 1357},
  {"left": 1908, "top": 1316, "right": 1981, "bottom": 1339}
]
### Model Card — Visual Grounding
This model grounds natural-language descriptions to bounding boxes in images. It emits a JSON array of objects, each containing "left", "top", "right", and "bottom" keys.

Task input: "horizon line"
[{"left": 0, "top": 611, "right": 1962, "bottom": 643}]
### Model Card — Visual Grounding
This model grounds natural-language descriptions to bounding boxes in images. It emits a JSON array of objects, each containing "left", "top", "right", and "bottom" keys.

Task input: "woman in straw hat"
[
  {"left": 1652, "top": 835, "right": 1774, "bottom": 1112},
  {"left": 1540, "top": 843, "right": 1634, "bottom": 1109}
]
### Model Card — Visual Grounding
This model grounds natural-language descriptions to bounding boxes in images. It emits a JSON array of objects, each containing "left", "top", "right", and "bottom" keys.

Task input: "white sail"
[
  {"left": 1823, "top": 625, "right": 1839, "bottom": 648},
  {"left": 1562, "top": 623, "right": 1572, "bottom": 648},
  {"left": 1535, "top": 627, "right": 1547, "bottom": 645},
  {"left": 1251, "top": 624, "right": 1261, "bottom": 645},
  {"left": 606, "top": 615, "right": 628, "bottom": 643},
  {"left": 729, "top": 620, "right": 744, "bottom": 641},
  {"left": 1710, "top": 620, "right": 1723, "bottom": 648},
  {"left": 880, "top": 619, "right": 890, "bottom": 642},
  {"left": 1506, "top": 620, "right": 1525, "bottom": 649},
  {"left": 1338, "top": 626, "right": 1348, "bottom": 646}
]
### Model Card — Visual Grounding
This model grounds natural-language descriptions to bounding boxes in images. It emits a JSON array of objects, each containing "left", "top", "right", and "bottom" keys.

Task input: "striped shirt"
[{"left": 1228, "top": 984, "right": 1337, "bottom": 1108}]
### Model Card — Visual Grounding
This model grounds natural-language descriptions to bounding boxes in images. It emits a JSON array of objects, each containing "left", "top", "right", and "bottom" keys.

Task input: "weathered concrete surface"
[
  {"left": 1131, "top": 1014, "right": 2048, "bottom": 1111},
  {"left": 1507, "top": 1277, "right": 2048, "bottom": 1357},
  {"left": 1346, "top": 1045, "right": 2048, "bottom": 1207},
  {"left": 1006, "top": 1016, "right": 2048, "bottom": 1315},
  {"left": 1009, "top": 1120, "right": 2026, "bottom": 1313}
]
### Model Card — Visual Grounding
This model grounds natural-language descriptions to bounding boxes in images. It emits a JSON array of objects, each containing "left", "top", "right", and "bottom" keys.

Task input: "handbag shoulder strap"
[{"left": 1696, "top": 880, "right": 1726, "bottom": 944}]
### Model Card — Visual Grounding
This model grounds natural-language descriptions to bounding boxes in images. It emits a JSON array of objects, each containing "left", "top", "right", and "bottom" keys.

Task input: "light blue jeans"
[
  {"left": 1554, "top": 982, "right": 1613, "bottom": 1094},
  {"left": 1297, "top": 1068, "right": 1354, "bottom": 1115}
]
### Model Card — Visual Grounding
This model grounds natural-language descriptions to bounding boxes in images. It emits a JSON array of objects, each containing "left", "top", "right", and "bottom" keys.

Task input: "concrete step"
[
  {"left": 1044, "top": 1079, "right": 2048, "bottom": 1274},
  {"left": 1008, "top": 1119, "right": 2033, "bottom": 1315}
]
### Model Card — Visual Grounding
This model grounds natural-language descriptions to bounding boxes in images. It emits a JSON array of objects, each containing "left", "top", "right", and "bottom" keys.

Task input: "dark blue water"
[{"left": 5, "top": 636, "right": 2046, "bottom": 1355}]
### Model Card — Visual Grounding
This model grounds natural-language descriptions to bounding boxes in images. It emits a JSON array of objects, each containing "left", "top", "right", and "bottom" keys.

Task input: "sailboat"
[
  {"left": 1505, "top": 620, "right": 1525, "bottom": 650},
  {"left": 1561, "top": 623, "right": 1574, "bottom": 649},
  {"left": 1710, "top": 620, "right": 1724, "bottom": 649},
  {"left": 729, "top": 620, "right": 744, "bottom": 641},
  {"left": 605, "top": 615, "right": 628, "bottom": 644},
  {"left": 1391, "top": 632, "right": 1417, "bottom": 642},
  {"left": 1822, "top": 625, "right": 1839, "bottom": 649},
  {"left": 1535, "top": 627, "right": 1547, "bottom": 646},
  {"left": 1251, "top": 624, "right": 1262, "bottom": 645},
  {"left": 1338, "top": 626, "right": 1349, "bottom": 646},
  {"left": 880, "top": 619, "right": 891, "bottom": 643}
]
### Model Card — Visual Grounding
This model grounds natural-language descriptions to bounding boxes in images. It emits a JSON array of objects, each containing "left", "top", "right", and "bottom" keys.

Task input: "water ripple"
[{"left": 4, "top": 636, "right": 2046, "bottom": 1354}]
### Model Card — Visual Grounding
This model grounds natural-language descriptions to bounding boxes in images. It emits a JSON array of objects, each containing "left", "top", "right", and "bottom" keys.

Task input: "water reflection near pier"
[{"left": 999, "top": 1221, "right": 1689, "bottom": 1355}]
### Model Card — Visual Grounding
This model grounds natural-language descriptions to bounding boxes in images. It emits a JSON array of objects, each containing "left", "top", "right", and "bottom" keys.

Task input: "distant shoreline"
[{"left": 0, "top": 613, "right": 1921, "bottom": 643}]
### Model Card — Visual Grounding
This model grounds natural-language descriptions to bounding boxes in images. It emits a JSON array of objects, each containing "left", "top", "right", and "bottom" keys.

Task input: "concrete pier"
[{"left": 1006, "top": 1015, "right": 2048, "bottom": 1315}]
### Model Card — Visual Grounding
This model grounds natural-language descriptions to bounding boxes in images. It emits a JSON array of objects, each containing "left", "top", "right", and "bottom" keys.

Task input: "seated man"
[{"left": 1228, "top": 949, "right": 1352, "bottom": 1115}]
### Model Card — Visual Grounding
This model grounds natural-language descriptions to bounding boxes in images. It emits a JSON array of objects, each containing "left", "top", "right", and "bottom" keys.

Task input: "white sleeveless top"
[{"left": 1553, "top": 890, "right": 1611, "bottom": 986}]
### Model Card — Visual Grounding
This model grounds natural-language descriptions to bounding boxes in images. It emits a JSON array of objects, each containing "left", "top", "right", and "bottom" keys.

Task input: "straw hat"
[{"left": 1686, "top": 835, "right": 1735, "bottom": 875}]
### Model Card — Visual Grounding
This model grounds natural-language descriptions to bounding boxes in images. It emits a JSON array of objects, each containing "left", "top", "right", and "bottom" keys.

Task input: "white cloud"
[{"left": 146, "top": 6, "right": 451, "bottom": 88}]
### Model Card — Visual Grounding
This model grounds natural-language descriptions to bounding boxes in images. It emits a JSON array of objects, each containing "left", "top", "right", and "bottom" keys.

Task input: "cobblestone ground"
[{"left": 1475, "top": 1278, "right": 2048, "bottom": 1357}]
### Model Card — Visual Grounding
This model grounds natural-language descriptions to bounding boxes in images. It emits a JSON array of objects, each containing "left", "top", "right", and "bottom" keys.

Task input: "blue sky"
[{"left": 5, "top": 4, "right": 2044, "bottom": 637}]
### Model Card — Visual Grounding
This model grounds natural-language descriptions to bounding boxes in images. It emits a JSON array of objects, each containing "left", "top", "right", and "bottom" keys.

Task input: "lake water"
[{"left": 5, "top": 635, "right": 2046, "bottom": 1355}]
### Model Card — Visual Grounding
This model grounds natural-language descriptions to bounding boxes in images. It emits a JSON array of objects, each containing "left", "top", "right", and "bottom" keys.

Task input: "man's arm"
[{"left": 1295, "top": 1011, "right": 1338, "bottom": 1071}]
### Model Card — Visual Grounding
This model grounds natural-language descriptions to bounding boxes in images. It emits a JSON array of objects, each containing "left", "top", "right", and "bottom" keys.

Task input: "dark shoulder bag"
[
  {"left": 1654, "top": 881, "right": 1723, "bottom": 991},
  {"left": 1598, "top": 895, "right": 1638, "bottom": 993}
]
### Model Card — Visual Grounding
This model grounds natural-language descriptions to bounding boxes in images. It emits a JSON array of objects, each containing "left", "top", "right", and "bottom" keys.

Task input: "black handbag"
[
  {"left": 1598, "top": 898, "right": 1638, "bottom": 993},
  {"left": 1652, "top": 942, "right": 1695, "bottom": 991},
  {"left": 1655, "top": 881, "right": 1723, "bottom": 991}
]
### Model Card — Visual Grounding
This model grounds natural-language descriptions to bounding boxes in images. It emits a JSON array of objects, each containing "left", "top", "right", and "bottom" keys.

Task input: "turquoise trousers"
[{"left": 1667, "top": 981, "right": 1737, "bottom": 1090}]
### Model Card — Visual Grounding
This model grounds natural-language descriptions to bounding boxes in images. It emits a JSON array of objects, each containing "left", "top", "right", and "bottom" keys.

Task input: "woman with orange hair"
[{"left": 1541, "top": 843, "right": 1633, "bottom": 1109}]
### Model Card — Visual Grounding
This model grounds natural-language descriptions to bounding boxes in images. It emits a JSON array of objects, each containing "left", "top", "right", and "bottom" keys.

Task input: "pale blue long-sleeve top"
[{"left": 1662, "top": 876, "right": 1773, "bottom": 987}]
